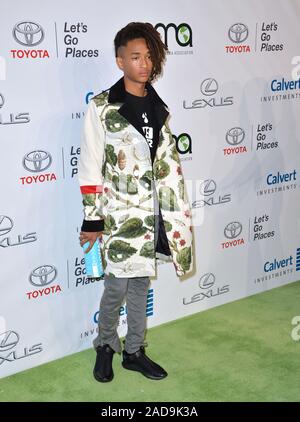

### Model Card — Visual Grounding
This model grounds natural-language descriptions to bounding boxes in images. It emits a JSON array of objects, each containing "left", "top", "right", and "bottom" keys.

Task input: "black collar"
[{"left": 108, "top": 77, "right": 168, "bottom": 108}]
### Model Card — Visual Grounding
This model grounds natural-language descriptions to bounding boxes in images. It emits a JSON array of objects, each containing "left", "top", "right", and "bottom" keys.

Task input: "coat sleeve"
[{"left": 78, "top": 100, "right": 105, "bottom": 232}]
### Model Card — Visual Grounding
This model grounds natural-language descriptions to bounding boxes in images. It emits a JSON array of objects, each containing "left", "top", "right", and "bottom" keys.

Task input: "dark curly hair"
[{"left": 114, "top": 22, "right": 168, "bottom": 82}]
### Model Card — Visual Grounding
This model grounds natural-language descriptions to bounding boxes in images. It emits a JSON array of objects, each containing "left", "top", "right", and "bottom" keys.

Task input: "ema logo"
[
  {"left": 11, "top": 21, "right": 49, "bottom": 59},
  {"left": 27, "top": 265, "right": 62, "bottom": 300},
  {"left": 174, "top": 133, "right": 192, "bottom": 159},
  {"left": 225, "top": 23, "right": 251, "bottom": 53},
  {"left": 20, "top": 150, "right": 57, "bottom": 185},
  {"left": 0, "top": 330, "right": 42, "bottom": 366},
  {"left": 154, "top": 23, "right": 192, "bottom": 49}
]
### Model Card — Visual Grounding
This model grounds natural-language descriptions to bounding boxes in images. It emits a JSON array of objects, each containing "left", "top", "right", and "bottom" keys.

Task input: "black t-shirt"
[
  {"left": 125, "top": 90, "right": 171, "bottom": 257},
  {"left": 125, "top": 90, "right": 159, "bottom": 163}
]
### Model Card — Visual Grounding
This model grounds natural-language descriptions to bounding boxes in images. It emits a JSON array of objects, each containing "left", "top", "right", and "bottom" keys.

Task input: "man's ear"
[{"left": 116, "top": 56, "right": 124, "bottom": 71}]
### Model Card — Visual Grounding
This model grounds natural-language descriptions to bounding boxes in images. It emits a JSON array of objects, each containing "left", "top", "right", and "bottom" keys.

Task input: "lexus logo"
[
  {"left": 200, "top": 179, "right": 217, "bottom": 196},
  {"left": 0, "top": 93, "right": 4, "bottom": 109},
  {"left": 0, "top": 216, "right": 13, "bottom": 236},
  {"left": 224, "top": 222, "right": 242, "bottom": 239},
  {"left": 200, "top": 78, "right": 218, "bottom": 96},
  {"left": 199, "top": 273, "right": 215, "bottom": 289},
  {"left": 228, "top": 23, "right": 249, "bottom": 43},
  {"left": 13, "top": 21, "right": 44, "bottom": 46},
  {"left": 226, "top": 127, "right": 245, "bottom": 145},
  {"left": 0, "top": 331, "right": 20, "bottom": 352},
  {"left": 23, "top": 150, "right": 52, "bottom": 173},
  {"left": 29, "top": 265, "right": 57, "bottom": 287}
]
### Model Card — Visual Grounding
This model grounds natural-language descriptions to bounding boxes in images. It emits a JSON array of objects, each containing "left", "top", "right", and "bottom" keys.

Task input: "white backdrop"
[{"left": 1, "top": 0, "right": 300, "bottom": 378}]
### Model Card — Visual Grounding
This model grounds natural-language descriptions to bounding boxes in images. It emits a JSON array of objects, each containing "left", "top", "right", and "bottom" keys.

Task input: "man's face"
[{"left": 116, "top": 38, "right": 153, "bottom": 84}]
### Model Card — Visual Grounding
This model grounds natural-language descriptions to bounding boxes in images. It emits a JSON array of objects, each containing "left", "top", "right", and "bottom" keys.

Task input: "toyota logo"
[
  {"left": 0, "top": 331, "right": 20, "bottom": 352},
  {"left": 0, "top": 216, "right": 13, "bottom": 236},
  {"left": 29, "top": 265, "right": 57, "bottom": 287},
  {"left": 13, "top": 21, "right": 44, "bottom": 46},
  {"left": 224, "top": 222, "right": 242, "bottom": 239},
  {"left": 200, "top": 179, "right": 217, "bottom": 196},
  {"left": 226, "top": 127, "right": 245, "bottom": 145},
  {"left": 23, "top": 150, "right": 52, "bottom": 173},
  {"left": 228, "top": 23, "right": 249, "bottom": 43},
  {"left": 0, "top": 93, "right": 4, "bottom": 109},
  {"left": 200, "top": 78, "right": 218, "bottom": 96},
  {"left": 199, "top": 273, "right": 215, "bottom": 289}
]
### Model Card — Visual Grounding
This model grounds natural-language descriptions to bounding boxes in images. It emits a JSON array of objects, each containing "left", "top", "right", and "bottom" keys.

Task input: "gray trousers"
[{"left": 93, "top": 188, "right": 160, "bottom": 354}]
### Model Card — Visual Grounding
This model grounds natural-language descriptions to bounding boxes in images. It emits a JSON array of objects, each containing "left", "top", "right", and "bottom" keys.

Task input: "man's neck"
[{"left": 124, "top": 77, "right": 147, "bottom": 97}]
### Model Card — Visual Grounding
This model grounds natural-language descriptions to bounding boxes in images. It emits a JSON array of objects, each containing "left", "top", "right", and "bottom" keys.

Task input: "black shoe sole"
[
  {"left": 93, "top": 368, "right": 114, "bottom": 383},
  {"left": 122, "top": 362, "right": 168, "bottom": 380}
]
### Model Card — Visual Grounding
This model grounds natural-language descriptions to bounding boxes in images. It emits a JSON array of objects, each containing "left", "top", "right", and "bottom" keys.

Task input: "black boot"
[
  {"left": 93, "top": 344, "right": 115, "bottom": 382},
  {"left": 122, "top": 346, "right": 168, "bottom": 380}
]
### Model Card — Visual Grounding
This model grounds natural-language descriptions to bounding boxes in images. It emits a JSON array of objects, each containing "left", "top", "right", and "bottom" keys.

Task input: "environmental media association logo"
[
  {"left": 29, "top": 265, "right": 57, "bottom": 287},
  {"left": 174, "top": 133, "right": 192, "bottom": 160},
  {"left": 27, "top": 265, "right": 61, "bottom": 300},
  {"left": 154, "top": 23, "right": 192, "bottom": 49},
  {"left": 0, "top": 330, "right": 42, "bottom": 366},
  {"left": 13, "top": 22, "right": 44, "bottom": 46},
  {"left": 20, "top": 150, "right": 57, "bottom": 185},
  {"left": 183, "top": 273, "right": 230, "bottom": 305}
]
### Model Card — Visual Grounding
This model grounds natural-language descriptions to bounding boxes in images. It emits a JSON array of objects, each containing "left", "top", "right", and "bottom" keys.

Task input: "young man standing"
[{"left": 78, "top": 22, "right": 193, "bottom": 382}]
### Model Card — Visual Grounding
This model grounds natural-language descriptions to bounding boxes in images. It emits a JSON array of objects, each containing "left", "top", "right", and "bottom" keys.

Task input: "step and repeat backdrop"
[{"left": 1, "top": 0, "right": 300, "bottom": 378}]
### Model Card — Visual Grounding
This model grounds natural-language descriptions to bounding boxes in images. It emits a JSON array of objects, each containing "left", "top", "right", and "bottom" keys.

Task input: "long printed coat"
[{"left": 78, "top": 77, "right": 194, "bottom": 278}]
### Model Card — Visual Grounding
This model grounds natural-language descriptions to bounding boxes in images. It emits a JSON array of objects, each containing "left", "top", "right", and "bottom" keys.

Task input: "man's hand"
[{"left": 79, "top": 231, "right": 102, "bottom": 253}]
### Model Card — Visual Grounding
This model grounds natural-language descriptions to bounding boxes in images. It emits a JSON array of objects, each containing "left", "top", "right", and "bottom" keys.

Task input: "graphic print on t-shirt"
[{"left": 142, "top": 112, "right": 154, "bottom": 148}]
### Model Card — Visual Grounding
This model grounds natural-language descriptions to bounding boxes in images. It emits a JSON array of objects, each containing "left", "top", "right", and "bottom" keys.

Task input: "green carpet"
[{"left": 1, "top": 281, "right": 300, "bottom": 402}]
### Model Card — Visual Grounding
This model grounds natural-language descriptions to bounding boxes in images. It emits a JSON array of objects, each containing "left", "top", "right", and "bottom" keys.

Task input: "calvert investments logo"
[
  {"left": 0, "top": 93, "right": 30, "bottom": 125},
  {"left": 0, "top": 215, "right": 37, "bottom": 248},
  {"left": 27, "top": 265, "right": 62, "bottom": 300},
  {"left": 261, "top": 77, "right": 300, "bottom": 103},
  {"left": 225, "top": 23, "right": 251, "bottom": 53},
  {"left": 257, "top": 169, "right": 298, "bottom": 197},
  {"left": 183, "top": 273, "right": 230, "bottom": 305},
  {"left": 20, "top": 150, "right": 57, "bottom": 185},
  {"left": 11, "top": 21, "right": 49, "bottom": 59},
  {"left": 183, "top": 78, "right": 234, "bottom": 110},
  {"left": 0, "top": 330, "right": 43, "bottom": 366},
  {"left": 253, "top": 248, "right": 299, "bottom": 284}
]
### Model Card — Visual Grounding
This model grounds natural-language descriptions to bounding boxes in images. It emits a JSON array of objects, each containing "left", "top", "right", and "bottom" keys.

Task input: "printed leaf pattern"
[
  {"left": 140, "top": 241, "right": 155, "bottom": 259},
  {"left": 159, "top": 187, "right": 180, "bottom": 211},
  {"left": 105, "top": 109, "right": 129, "bottom": 132},
  {"left": 177, "top": 247, "right": 192, "bottom": 272},
  {"left": 108, "top": 240, "right": 137, "bottom": 263},
  {"left": 114, "top": 218, "right": 147, "bottom": 238}
]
